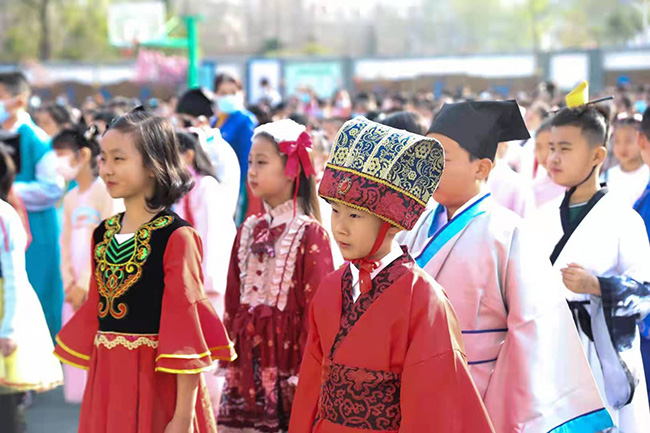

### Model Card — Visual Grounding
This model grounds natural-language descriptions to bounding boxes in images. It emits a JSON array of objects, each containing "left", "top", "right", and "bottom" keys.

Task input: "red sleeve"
[
  {"left": 297, "top": 223, "right": 334, "bottom": 354},
  {"left": 289, "top": 299, "right": 324, "bottom": 432},
  {"left": 53, "top": 239, "right": 99, "bottom": 370},
  {"left": 399, "top": 274, "right": 494, "bottom": 432},
  {"left": 223, "top": 227, "right": 243, "bottom": 335},
  {"left": 155, "top": 227, "right": 236, "bottom": 374}
]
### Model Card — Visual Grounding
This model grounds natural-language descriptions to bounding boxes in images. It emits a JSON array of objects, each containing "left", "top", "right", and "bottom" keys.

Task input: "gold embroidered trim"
[
  {"left": 155, "top": 342, "right": 237, "bottom": 362},
  {"left": 55, "top": 336, "right": 91, "bottom": 361},
  {"left": 94, "top": 334, "right": 159, "bottom": 351},
  {"left": 94, "top": 214, "right": 173, "bottom": 320},
  {"left": 155, "top": 365, "right": 218, "bottom": 374},
  {"left": 155, "top": 351, "right": 211, "bottom": 362},
  {"left": 325, "top": 164, "right": 427, "bottom": 206},
  {"left": 53, "top": 351, "right": 89, "bottom": 370}
]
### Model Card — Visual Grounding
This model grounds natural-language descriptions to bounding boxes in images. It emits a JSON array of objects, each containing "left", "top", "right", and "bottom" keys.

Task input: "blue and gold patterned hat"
[{"left": 319, "top": 117, "right": 444, "bottom": 231}]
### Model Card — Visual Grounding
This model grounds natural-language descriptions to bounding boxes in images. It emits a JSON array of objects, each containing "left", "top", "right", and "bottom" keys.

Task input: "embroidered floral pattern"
[
  {"left": 318, "top": 360, "right": 402, "bottom": 431},
  {"left": 94, "top": 332, "right": 159, "bottom": 350},
  {"left": 316, "top": 254, "right": 412, "bottom": 431},
  {"left": 94, "top": 214, "right": 173, "bottom": 319},
  {"left": 320, "top": 167, "right": 425, "bottom": 231},
  {"left": 320, "top": 116, "right": 445, "bottom": 231}
]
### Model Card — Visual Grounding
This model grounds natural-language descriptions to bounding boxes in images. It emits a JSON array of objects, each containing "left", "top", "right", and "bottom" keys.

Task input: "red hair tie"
[{"left": 278, "top": 131, "right": 315, "bottom": 216}]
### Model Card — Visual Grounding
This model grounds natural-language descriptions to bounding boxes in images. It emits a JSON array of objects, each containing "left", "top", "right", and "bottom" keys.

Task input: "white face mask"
[
  {"left": 0, "top": 101, "right": 9, "bottom": 123},
  {"left": 216, "top": 93, "right": 244, "bottom": 114},
  {"left": 56, "top": 155, "right": 80, "bottom": 182}
]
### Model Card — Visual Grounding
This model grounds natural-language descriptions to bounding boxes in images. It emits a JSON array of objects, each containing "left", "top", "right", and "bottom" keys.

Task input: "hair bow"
[
  {"left": 278, "top": 131, "right": 316, "bottom": 216},
  {"left": 278, "top": 131, "right": 315, "bottom": 180}
]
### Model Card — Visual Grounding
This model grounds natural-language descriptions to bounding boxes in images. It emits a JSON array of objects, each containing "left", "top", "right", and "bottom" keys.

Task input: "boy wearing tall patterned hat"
[{"left": 290, "top": 117, "right": 494, "bottom": 432}]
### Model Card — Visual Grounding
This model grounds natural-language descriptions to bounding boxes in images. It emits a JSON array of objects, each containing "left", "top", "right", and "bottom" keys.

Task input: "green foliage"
[
  {"left": 429, "top": 0, "right": 647, "bottom": 53},
  {"left": 0, "top": 0, "right": 119, "bottom": 62}
]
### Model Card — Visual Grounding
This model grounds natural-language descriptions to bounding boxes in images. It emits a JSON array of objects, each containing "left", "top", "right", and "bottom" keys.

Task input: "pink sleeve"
[{"left": 59, "top": 194, "right": 74, "bottom": 292}]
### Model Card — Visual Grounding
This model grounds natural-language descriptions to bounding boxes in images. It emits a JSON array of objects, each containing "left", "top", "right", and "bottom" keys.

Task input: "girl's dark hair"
[
  {"left": 175, "top": 131, "right": 218, "bottom": 180},
  {"left": 52, "top": 123, "right": 102, "bottom": 175},
  {"left": 247, "top": 104, "right": 273, "bottom": 125},
  {"left": 108, "top": 111, "right": 194, "bottom": 210},
  {"left": 214, "top": 73, "right": 243, "bottom": 92},
  {"left": 380, "top": 111, "right": 428, "bottom": 135},
  {"left": 92, "top": 110, "right": 117, "bottom": 125},
  {"left": 41, "top": 103, "right": 72, "bottom": 127},
  {"left": 255, "top": 131, "right": 321, "bottom": 222},
  {"left": 0, "top": 144, "right": 16, "bottom": 201},
  {"left": 614, "top": 113, "right": 642, "bottom": 129}
]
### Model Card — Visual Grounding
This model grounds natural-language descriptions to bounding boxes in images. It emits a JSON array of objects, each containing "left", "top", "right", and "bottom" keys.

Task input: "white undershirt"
[
  {"left": 348, "top": 241, "right": 404, "bottom": 302},
  {"left": 114, "top": 233, "right": 135, "bottom": 244}
]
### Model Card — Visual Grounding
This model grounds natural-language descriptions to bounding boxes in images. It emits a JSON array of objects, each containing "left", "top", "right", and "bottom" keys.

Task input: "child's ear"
[
  {"left": 14, "top": 92, "right": 29, "bottom": 110},
  {"left": 387, "top": 226, "right": 401, "bottom": 237},
  {"left": 475, "top": 158, "right": 493, "bottom": 181},
  {"left": 78, "top": 147, "right": 92, "bottom": 164},
  {"left": 594, "top": 146, "right": 607, "bottom": 165}
]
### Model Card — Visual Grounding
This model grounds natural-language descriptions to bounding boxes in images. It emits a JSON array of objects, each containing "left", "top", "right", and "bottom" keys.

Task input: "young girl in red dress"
[
  {"left": 53, "top": 109, "right": 236, "bottom": 433},
  {"left": 218, "top": 119, "right": 334, "bottom": 433}
]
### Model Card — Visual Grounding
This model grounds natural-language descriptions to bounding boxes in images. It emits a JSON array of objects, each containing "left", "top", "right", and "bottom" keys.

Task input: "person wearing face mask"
[
  {"left": 0, "top": 72, "right": 64, "bottom": 341},
  {"left": 176, "top": 88, "right": 240, "bottom": 219},
  {"left": 51, "top": 124, "right": 121, "bottom": 404},
  {"left": 211, "top": 73, "right": 259, "bottom": 225}
]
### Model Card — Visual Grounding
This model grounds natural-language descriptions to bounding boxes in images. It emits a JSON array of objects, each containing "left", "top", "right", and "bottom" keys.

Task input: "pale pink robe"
[
  {"left": 487, "top": 160, "right": 535, "bottom": 218},
  {"left": 174, "top": 172, "right": 236, "bottom": 419}
]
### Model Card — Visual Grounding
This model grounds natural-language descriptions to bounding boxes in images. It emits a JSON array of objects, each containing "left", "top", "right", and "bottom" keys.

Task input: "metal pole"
[{"left": 185, "top": 15, "right": 200, "bottom": 88}]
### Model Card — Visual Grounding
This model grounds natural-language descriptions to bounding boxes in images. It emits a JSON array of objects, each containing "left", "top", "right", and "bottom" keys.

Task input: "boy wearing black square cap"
[{"left": 401, "top": 99, "right": 612, "bottom": 432}]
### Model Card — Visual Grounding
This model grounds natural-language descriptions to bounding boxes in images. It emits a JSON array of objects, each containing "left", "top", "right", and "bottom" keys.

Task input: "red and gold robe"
[{"left": 290, "top": 251, "right": 494, "bottom": 433}]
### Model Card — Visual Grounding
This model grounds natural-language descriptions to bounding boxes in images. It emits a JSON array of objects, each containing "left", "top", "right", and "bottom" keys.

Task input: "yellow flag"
[{"left": 566, "top": 81, "right": 589, "bottom": 108}]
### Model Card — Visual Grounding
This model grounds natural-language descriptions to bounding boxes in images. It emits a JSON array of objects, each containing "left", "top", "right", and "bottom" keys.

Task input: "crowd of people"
[{"left": 0, "top": 68, "right": 649, "bottom": 433}]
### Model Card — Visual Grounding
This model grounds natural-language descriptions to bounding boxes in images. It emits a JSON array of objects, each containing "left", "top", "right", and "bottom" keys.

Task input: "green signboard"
[{"left": 284, "top": 61, "right": 344, "bottom": 98}]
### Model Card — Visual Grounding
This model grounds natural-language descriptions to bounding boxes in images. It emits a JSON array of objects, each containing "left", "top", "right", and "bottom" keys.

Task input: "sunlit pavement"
[{"left": 25, "top": 388, "right": 80, "bottom": 433}]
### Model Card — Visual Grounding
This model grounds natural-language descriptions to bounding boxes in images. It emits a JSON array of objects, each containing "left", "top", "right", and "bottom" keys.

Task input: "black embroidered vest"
[{"left": 91, "top": 210, "right": 190, "bottom": 334}]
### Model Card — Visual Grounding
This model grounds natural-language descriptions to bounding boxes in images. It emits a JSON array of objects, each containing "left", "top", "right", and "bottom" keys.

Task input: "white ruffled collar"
[{"left": 264, "top": 199, "right": 303, "bottom": 228}]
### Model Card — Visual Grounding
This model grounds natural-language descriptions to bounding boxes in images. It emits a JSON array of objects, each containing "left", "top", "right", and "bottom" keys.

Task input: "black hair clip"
[{"left": 130, "top": 105, "right": 147, "bottom": 113}]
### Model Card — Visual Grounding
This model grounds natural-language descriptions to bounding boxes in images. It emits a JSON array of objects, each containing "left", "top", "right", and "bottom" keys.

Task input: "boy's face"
[
  {"left": 548, "top": 125, "right": 605, "bottom": 187},
  {"left": 0, "top": 84, "right": 22, "bottom": 119},
  {"left": 612, "top": 125, "right": 642, "bottom": 168},
  {"left": 330, "top": 201, "right": 388, "bottom": 261},
  {"left": 534, "top": 130, "right": 552, "bottom": 169},
  {"left": 428, "top": 133, "right": 488, "bottom": 207}
]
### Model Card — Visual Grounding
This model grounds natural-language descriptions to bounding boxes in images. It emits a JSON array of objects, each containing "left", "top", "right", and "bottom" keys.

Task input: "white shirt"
[
  {"left": 114, "top": 233, "right": 134, "bottom": 244},
  {"left": 348, "top": 241, "right": 404, "bottom": 302},
  {"left": 605, "top": 164, "right": 650, "bottom": 208}
]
